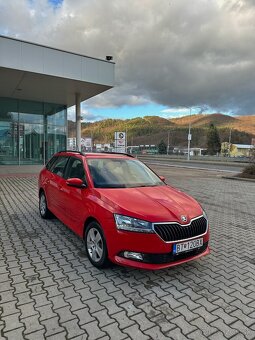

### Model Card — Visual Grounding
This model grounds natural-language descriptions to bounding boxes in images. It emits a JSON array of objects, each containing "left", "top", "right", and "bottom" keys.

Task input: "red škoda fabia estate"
[{"left": 38, "top": 151, "right": 210, "bottom": 269}]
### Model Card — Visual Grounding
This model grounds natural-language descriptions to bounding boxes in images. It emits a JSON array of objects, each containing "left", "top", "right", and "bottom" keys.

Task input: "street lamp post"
[
  {"left": 167, "top": 131, "right": 170, "bottom": 155},
  {"left": 186, "top": 105, "right": 207, "bottom": 161},
  {"left": 187, "top": 107, "right": 192, "bottom": 161},
  {"left": 228, "top": 127, "right": 232, "bottom": 157}
]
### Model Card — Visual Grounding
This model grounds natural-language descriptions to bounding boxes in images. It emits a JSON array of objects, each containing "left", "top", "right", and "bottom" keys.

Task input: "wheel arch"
[
  {"left": 39, "top": 187, "right": 44, "bottom": 196},
  {"left": 83, "top": 216, "right": 100, "bottom": 239}
]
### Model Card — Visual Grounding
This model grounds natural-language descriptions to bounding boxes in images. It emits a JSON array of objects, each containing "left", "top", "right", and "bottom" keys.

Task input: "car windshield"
[{"left": 87, "top": 158, "right": 165, "bottom": 188}]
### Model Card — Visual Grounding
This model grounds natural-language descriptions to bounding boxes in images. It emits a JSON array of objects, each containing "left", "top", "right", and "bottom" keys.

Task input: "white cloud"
[
  {"left": 161, "top": 108, "right": 190, "bottom": 114},
  {"left": 1, "top": 0, "right": 255, "bottom": 115},
  {"left": 67, "top": 105, "right": 106, "bottom": 122},
  {"left": 85, "top": 85, "right": 151, "bottom": 109}
]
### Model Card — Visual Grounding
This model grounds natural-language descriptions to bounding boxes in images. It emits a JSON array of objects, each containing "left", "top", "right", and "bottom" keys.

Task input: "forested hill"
[{"left": 68, "top": 113, "right": 255, "bottom": 147}]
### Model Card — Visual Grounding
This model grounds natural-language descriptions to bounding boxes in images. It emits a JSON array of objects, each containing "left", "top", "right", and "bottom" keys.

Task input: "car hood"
[{"left": 96, "top": 185, "right": 202, "bottom": 223}]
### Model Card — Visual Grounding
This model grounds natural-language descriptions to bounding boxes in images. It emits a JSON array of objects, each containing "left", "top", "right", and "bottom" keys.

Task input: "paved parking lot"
[{"left": 0, "top": 166, "right": 255, "bottom": 340}]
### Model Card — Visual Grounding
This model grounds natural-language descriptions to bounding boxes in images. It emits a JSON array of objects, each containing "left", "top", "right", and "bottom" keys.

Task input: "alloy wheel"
[
  {"left": 87, "top": 227, "right": 104, "bottom": 263},
  {"left": 40, "top": 193, "right": 46, "bottom": 216}
]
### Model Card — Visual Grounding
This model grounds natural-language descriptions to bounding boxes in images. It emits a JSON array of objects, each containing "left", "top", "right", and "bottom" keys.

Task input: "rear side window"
[
  {"left": 46, "top": 156, "right": 57, "bottom": 171},
  {"left": 51, "top": 156, "right": 69, "bottom": 177}
]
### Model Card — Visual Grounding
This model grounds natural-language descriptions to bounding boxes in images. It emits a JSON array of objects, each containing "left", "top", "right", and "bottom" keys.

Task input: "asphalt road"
[{"left": 138, "top": 156, "right": 246, "bottom": 173}]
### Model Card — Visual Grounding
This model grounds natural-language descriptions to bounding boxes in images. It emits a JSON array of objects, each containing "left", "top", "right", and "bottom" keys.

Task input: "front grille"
[{"left": 154, "top": 216, "right": 207, "bottom": 242}]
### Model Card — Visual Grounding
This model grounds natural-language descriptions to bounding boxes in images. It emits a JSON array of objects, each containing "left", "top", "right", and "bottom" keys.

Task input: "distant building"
[
  {"left": 67, "top": 137, "right": 77, "bottom": 150},
  {"left": 173, "top": 147, "right": 206, "bottom": 156},
  {"left": 221, "top": 142, "right": 254, "bottom": 157},
  {"left": 127, "top": 145, "right": 158, "bottom": 154}
]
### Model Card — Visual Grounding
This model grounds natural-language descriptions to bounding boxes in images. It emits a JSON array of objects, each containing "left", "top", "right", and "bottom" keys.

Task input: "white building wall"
[{"left": 0, "top": 36, "right": 114, "bottom": 86}]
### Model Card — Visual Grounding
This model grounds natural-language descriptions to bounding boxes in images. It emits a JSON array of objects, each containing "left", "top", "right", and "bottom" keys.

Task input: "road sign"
[
  {"left": 81, "top": 138, "right": 92, "bottom": 148},
  {"left": 115, "top": 132, "right": 126, "bottom": 152}
]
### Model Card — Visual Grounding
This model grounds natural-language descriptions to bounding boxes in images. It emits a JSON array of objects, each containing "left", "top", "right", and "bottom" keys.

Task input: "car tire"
[
  {"left": 85, "top": 221, "right": 110, "bottom": 268},
  {"left": 39, "top": 191, "right": 52, "bottom": 219}
]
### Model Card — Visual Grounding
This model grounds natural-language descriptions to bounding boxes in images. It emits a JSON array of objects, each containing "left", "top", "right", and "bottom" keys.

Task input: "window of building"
[{"left": 0, "top": 97, "right": 67, "bottom": 165}]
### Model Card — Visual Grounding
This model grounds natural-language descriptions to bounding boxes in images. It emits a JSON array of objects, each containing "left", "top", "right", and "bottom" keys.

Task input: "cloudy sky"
[{"left": 1, "top": 0, "right": 255, "bottom": 121}]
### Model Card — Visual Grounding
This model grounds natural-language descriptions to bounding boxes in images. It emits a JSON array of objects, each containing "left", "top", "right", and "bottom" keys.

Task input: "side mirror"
[
  {"left": 66, "top": 178, "right": 86, "bottom": 188},
  {"left": 159, "top": 175, "right": 166, "bottom": 182}
]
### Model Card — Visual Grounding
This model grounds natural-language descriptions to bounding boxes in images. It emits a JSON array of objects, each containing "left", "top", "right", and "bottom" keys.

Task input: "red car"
[{"left": 38, "top": 151, "right": 209, "bottom": 270}]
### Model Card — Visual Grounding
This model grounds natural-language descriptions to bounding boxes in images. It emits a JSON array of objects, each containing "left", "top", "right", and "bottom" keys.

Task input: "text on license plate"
[{"left": 173, "top": 238, "right": 203, "bottom": 254}]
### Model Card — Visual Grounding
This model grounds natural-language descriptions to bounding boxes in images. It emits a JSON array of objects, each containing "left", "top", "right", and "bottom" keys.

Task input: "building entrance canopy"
[
  {"left": 0, "top": 36, "right": 115, "bottom": 165},
  {"left": 0, "top": 35, "right": 114, "bottom": 106}
]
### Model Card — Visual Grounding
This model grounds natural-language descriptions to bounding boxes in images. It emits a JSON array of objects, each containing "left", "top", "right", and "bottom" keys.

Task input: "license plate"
[{"left": 173, "top": 238, "right": 203, "bottom": 254}]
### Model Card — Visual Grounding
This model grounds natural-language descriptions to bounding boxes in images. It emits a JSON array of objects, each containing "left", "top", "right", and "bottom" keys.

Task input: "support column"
[
  {"left": 75, "top": 93, "right": 81, "bottom": 151},
  {"left": 43, "top": 114, "right": 47, "bottom": 165}
]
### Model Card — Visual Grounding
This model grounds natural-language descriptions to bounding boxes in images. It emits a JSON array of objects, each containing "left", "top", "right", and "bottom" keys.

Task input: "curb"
[
  {"left": 138, "top": 156, "right": 249, "bottom": 167},
  {"left": 222, "top": 176, "right": 255, "bottom": 183}
]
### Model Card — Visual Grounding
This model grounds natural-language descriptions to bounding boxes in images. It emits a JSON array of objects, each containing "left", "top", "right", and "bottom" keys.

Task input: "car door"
[
  {"left": 61, "top": 156, "right": 89, "bottom": 234},
  {"left": 46, "top": 155, "right": 69, "bottom": 222}
]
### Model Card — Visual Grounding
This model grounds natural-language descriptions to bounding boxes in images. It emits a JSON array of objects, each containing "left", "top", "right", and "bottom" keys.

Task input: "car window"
[
  {"left": 65, "top": 157, "right": 86, "bottom": 182},
  {"left": 45, "top": 156, "right": 57, "bottom": 171},
  {"left": 51, "top": 156, "right": 69, "bottom": 177},
  {"left": 87, "top": 158, "right": 164, "bottom": 188}
]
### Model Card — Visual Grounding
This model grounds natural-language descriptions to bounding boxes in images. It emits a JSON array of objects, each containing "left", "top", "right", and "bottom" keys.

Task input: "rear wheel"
[
  {"left": 39, "top": 191, "right": 52, "bottom": 219},
  {"left": 85, "top": 222, "right": 109, "bottom": 268}
]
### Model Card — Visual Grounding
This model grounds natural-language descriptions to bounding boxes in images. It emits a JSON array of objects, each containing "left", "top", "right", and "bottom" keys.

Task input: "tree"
[
  {"left": 239, "top": 146, "right": 255, "bottom": 179},
  {"left": 158, "top": 140, "right": 167, "bottom": 154},
  {"left": 221, "top": 142, "right": 229, "bottom": 157},
  {"left": 207, "top": 124, "right": 221, "bottom": 155},
  {"left": 250, "top": 146, "right": 255, "bottom": 163}
]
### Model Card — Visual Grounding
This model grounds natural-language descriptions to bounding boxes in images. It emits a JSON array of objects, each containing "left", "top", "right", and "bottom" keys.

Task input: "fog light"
[{"left": 123, "top": 251, "right": 143, "bottom": 261}]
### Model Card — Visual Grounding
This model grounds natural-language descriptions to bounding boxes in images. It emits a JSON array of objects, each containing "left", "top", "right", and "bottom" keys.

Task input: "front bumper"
[
  {"left": 114, "top": 244, "right": 210, "bottom": 270},
  {"left": 104, "top": 220, "right": 210, "bottom": 270}
]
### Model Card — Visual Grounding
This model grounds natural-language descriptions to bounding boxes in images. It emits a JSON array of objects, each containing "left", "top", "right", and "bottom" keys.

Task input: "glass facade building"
[
  {"left": 0, "top": 97, "right": 67, "bottom": 165},
  {"left": 0, "top": 35, "right": 114, "bottom": 166}
]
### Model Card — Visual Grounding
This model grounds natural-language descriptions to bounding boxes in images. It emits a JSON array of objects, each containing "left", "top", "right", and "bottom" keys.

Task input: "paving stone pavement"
[{"left": 0, "top": 167, "right": 255, "bottom": 340}]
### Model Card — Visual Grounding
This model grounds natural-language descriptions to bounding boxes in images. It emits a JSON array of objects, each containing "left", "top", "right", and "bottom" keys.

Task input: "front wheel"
[
  {"left": 39, "top": 191, "right": 52, "bottom": 219},
  {"left": 85, "top": 222, "right": 109, "bottom": 268}
]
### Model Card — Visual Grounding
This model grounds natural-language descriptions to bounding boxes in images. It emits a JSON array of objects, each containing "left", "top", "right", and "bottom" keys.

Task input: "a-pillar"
[{"left": 75, "top": 92, "right": 81, "bottom": 151}]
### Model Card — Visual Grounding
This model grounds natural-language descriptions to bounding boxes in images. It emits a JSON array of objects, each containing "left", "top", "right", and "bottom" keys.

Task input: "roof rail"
[
  {"left": 100, "top": 151, "right": 134, "bottom": 158},
  {"left": 56, "top": 150, "right": 134, "bottom": 158},
  {"left": 57, "top": 150, "right": 85, "bottom": 156}
]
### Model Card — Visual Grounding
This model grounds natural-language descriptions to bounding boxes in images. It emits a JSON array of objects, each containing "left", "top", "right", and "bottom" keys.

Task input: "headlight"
[
  {"left": 202, "top": 209, "right": 208, "bottom": 220},
  {"left": 114, "top": 214, "right": 154, "bottom": 233}
]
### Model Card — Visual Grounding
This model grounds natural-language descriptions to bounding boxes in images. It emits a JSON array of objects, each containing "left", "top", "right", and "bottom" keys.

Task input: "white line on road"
[{"left": 145, "top": 161, "right": 239, "bottom": 173}]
